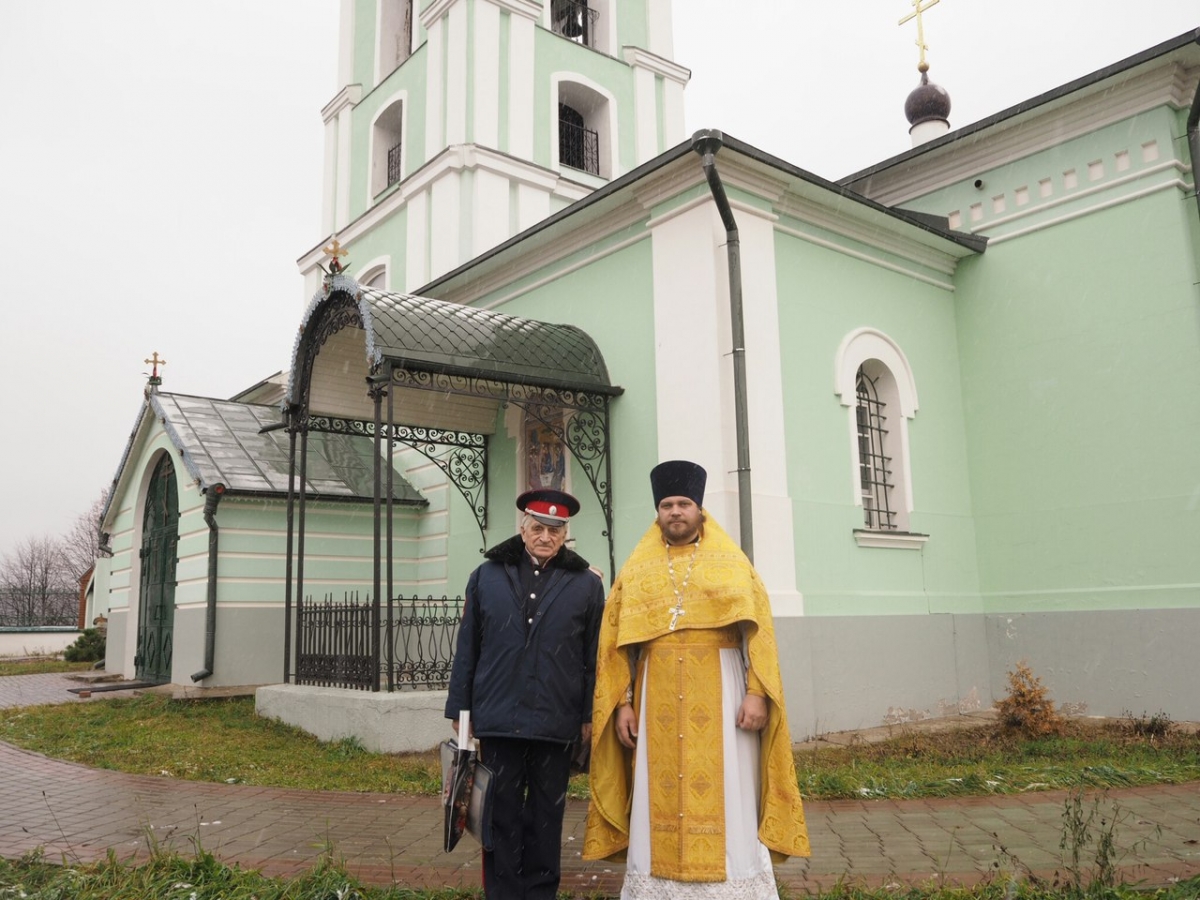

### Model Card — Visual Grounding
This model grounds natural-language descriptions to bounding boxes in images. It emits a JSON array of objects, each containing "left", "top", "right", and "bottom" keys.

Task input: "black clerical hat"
[{"left": 650, "top": 460, "right": 706, "bottom": 507}]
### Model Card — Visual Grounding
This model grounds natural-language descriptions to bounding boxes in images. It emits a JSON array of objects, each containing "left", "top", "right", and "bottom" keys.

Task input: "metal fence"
[{"left": 295, "top": 593, "right": 464, "bottom": 692}]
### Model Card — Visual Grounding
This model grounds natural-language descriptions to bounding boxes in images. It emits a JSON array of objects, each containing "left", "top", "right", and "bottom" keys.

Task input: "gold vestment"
[{"left": 583, "top": 515, "right": 809, "bottom": 880}]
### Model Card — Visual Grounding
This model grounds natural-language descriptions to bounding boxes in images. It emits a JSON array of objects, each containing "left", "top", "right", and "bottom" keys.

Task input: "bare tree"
[
  {"left": 0, "top": 536, "right": 76, "bottom": 626},
  {"left": 61, "top": 488, "right": 110, "bottom": 581}
]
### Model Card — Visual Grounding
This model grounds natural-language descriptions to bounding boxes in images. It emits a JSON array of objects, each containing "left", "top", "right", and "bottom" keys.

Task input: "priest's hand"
[
  {"left": 615, "top": 704, "right": 638, "bottom": 748},
  {"left": 737, "top": 693, "right": 768, "bottom": 731},
  {"left": 581, "top": 723, "right": 593, "bottom": 745}
]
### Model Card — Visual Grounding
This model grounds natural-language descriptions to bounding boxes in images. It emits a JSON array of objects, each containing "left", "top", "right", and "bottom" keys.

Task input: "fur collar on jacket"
[{"left": 484, "top": 534, "right": 591, "bottom": 572}]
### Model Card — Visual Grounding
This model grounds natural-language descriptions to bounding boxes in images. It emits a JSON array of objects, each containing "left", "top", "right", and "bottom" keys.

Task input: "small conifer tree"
[{"left": 996, "top": 660, "right": 1064, "bottom": 736}]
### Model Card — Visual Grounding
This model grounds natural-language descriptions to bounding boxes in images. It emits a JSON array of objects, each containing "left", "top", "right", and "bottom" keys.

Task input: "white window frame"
[
  {"left": 551, "top": 73, "right": 617, "bottom": 181},
  {"left": 834, "top": 328, "right": 926, "bottom": 548},
  {"left": 368, "top": 92, "right": 408, "bottom": 202}
]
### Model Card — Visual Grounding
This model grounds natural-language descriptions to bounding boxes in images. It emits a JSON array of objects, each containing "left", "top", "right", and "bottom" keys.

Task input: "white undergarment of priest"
[{"left": 584, "top": 459, "right": 809, "bottom": 899}]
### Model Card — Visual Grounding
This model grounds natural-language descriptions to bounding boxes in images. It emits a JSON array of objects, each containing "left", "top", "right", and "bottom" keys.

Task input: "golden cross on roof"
[
  {"left": 898, "top": 0, "right": 943, "bottom": 71},
  {"left": 144, "top": 352, "right": 167, "bottom": 379},
  {"left": 323, "top": 237, "right": 349, "bottom": 274}
]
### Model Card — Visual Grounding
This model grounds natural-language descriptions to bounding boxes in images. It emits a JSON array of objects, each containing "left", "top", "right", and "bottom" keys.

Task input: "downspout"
[
  {"left": 691, "top": 129, "right": 754, "bottom": 562},
  {"left": 191, "top": 483, "right": 226, "bottom": 682},
  {"left": 1188, "top": 31, "right": 1200, "bottom": 224}
]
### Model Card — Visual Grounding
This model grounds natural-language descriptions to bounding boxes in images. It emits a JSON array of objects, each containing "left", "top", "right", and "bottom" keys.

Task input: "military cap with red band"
[{"left": 516, "top": 488, "right": 580, "bottom": 525}]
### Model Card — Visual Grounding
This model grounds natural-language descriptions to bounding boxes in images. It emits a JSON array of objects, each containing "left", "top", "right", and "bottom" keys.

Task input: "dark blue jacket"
[{"left": 445, "top": 535, "right": 604, "bottom": 744}]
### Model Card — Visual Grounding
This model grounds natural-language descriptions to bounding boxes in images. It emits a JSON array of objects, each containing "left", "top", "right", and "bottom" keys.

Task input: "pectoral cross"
[
  {"left": 898, "top": 0, "right": 942, "bottom": 70},
  {"left": 668, "top": 603, "right": 685, "bottom": 631}
]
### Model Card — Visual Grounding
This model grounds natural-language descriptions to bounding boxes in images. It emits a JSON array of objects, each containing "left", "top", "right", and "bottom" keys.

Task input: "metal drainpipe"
[
  {"left": 692, "top": 129, "right": 754, "bottom": 562},
  {"left": 1188, "top": 31, "right": 1200, "bottom": 224},
  {"left": 191, "top": 483, "right": 226, "bottom": 682}
]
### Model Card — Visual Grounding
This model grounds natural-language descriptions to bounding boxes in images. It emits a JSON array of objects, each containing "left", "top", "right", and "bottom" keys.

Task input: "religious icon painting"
[{"left": 524, "top": 412, "right": 568, "bottom": 492}]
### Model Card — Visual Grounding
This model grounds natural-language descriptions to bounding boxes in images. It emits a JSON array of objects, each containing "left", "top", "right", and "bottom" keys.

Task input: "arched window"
[
  {"left": 554, "top": 78, "right": 615, "bottom": 179},
  {"left": 834, "top": 328, "right": 926, "bottom": 547},
  {"left": 370, "top": 97, "right": 406, "bottom": 198},
  {"left": 376, "top": 0, "right": 414, "bottom": 83}
]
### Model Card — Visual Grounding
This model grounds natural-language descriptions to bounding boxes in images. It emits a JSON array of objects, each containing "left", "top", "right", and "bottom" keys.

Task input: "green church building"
[{"left": 94, "top": 1, "right": 1200, "bottom": 742}]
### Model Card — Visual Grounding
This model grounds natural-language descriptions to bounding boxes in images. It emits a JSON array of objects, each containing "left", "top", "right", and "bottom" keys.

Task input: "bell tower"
[{"left": 302, "top": 0, "right": 689, "bottom": 294}]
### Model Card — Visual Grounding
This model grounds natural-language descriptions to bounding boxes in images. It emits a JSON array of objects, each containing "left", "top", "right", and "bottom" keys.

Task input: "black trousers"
[{"left": 479, "top": 736, "right": 572, "bottom": 900}]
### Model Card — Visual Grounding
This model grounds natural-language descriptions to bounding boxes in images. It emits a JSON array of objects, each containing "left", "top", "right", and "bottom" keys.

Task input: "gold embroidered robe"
[{"left": 583, "top": 515, "right": 809, "bottom": 881}]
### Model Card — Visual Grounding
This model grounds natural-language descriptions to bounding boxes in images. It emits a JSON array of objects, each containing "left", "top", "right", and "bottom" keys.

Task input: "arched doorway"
[{"left": 136, "top": 454, "right": 179, "bottom": 683}]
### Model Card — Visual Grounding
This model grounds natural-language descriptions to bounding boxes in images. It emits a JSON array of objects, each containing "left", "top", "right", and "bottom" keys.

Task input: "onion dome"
[{"left": 905, "top": 63, "right": 951, "bottom": 127}]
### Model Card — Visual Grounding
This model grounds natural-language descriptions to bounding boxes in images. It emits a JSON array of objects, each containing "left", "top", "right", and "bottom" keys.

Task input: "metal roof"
[
  {"left": 286, "top": 276, "right": 618, "bottom": 408},
  {"left": 362, "top": 287, "right": 615, "bottom": 391},
  {"left": 147, "top": 393, "right": 426, "bottom": 504}
]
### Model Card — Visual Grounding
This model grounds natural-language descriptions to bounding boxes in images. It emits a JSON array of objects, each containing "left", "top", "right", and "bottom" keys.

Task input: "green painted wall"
[
  {"left": 774, "top": 228, "right": 981, "bottom": 617},
  {"left": 953, "top": 188, "right": 1200, "bottom": 613}
]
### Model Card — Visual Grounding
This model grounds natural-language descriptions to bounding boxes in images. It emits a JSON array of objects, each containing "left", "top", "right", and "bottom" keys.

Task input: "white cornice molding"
[
  {"left": 297, "top": 145, "right": 588, "bottom": 276},
  {"left": 420, "top": 0, "right": 457, "bottom": 28},
  {"left": 321, "top": 84, "right": 363, "bottom": 123},
  {"left": 853, "top": 530, "right": 929, "bottom": 550},
  {"left": 968, "top": 160, "right": 1188, "bottom": 235},
  {"left": 982, "top": 176, "right": 1191, "bottom": 247},
  {"left": 481, "top": 0, "right": 542, "bottom": 20},
  {"left": 436, "top": 197, "right": 650, "bottom": 307},
  {"left": 860, "top": 62, "right": 1198, "bottom": 206},
  {"left": 776, "top": 192, "right": 961, "bottom": 276},
  {"left": 621, "top": 46, "right": 691, "bottom": 85}
]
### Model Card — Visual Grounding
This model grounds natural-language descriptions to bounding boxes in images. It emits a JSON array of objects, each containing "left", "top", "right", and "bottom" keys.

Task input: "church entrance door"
[{"left": 136, "top": 455, "right": 179, "bottom": 684}]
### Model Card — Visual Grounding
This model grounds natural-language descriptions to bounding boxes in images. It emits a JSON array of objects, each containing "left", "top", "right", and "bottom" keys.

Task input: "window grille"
[
  {"left": 856, "top": 366, "right": 897, "bottom": 530},
  {"left": 558, "top": 104, "right": 599, "bottom": 175},
  {"left": 386, "top": 140, "right": 403, "bottom": 187}
]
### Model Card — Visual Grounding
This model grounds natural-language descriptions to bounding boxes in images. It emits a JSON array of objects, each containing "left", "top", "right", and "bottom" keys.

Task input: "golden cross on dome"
[
  {"left": 898, "top": 0, "right": 943, "bottom": 70},
  {"left": 144, "top": 352, "right": 167, "bottom": 378},
  {"left": 323, "top": 237, "right": 349, "bottom": 273}
]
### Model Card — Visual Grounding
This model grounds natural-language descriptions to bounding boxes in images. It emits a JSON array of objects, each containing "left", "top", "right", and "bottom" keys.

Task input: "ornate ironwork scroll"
[
  {"left": 304, "top": 413, "right": 489, "bottom": 543},
  {"left": 294, "top": 292, "right": 367, "bottom": 412},
  {"left": 389, "top": 369, "right": 615, "bottom": 578},
  {"left": 384, "top": 595, "right": 464, "bottom": 690}
]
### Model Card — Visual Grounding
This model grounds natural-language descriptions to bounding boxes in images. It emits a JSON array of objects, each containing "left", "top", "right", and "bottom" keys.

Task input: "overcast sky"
[{"left": 0, "top": 2, "right": 1195, "bottom": 553}]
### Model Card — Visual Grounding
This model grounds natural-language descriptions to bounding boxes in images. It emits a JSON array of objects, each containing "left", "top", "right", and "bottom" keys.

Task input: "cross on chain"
[
  {"left": 898, "top": 0, "right": 943, "bottom": 70},
  {"left": 668, "top": 603, "right": 685, "bottom": 631}
]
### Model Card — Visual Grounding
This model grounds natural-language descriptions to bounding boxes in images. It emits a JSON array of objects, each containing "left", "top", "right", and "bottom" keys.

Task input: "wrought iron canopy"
[{"left": 287, "top": 275, "right": 620, "bottom": 405}]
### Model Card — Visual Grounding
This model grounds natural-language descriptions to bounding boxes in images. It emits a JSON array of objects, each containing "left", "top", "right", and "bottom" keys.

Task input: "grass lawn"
[
  {"left": 0, "top": 692, "right": 1196, "bottom": 800},
  {"left": 2, "top": 849, "right": 1198, "bottom": 900},
  {"left": 0, "top": 658, "right": 94, "bottom": 677}
]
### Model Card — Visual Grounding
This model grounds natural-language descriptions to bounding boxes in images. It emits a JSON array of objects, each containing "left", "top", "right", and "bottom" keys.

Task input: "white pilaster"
[
  {"left": 623, "top": 47, "right": 691, "bottom": 160},
  {"left": 430, "top": 173, "right": 463, "bottom": 280},
  {"left": 404, "top": 190, "right": 430, "bottom": 291},
  {"left": 472, "top": 168, "right": 511, "bottom": 258},
  {"left": 650, "top": 196, "right": 802, "bottom": 616},
  {"left": 507, "top": 13, "right": 536, "bottom": 158},
  {"left": 424, "top": 16, "right": 446, "bottom": 158},
  {"left": 335, "top": 109, "right": 354, "bottom": 230},
  {"left": 321, "top": 118, "right": 338, "bottom": 236},
  {"left": 631, "top": 66, "right": 658, "bottom": 164},
  {"left": 473, "top": 1, "right": 501, "bottom": 148},
  {"left": 337, "top": 0, "right": 355, "bottom": 88},
  {"left": 645, "top": 0, "right": 674, "bottom": 59},
  {"left": 730, "top": 203, "right": 802, "bottom": 616},
  {"left": 516, "top": 181, "right": 551, "bottom": 231},
  {"left": 445, "top": 2, "right": 469, "bottom": 146}
]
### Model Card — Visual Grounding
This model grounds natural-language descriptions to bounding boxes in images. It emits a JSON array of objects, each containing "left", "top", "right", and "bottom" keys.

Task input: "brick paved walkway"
[{"left": 1, "top": 676, "right": 1199, "bottom": 894}]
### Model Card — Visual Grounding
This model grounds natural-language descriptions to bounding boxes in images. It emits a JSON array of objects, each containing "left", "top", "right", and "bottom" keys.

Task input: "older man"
[
  {"left": 584, "top": 460, "right": 809, "bottom": 899},
  {"left": 446, "top": 488, "right": 605, "bottom": 900}
]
